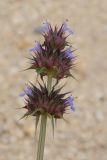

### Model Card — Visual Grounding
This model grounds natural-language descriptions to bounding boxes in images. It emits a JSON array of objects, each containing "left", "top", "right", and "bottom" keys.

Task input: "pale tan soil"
[{"left": 0, "top": 0, "right": 107, "bottom": 160}]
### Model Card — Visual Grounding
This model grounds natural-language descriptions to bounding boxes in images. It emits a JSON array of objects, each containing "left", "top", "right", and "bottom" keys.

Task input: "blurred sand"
[{"left": 0, "top": 0, "right": 107, "bottom": 160}]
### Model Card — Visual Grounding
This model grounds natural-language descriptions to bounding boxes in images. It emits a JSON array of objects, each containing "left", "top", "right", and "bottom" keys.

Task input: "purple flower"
[
  {"left": 65, "top": 48, "right": 74, "bottom": 58},
  {"left": 30, "top": 42, "right": 42, "bottom": 53},
  {"left": 62, "top": 22, "right": 73, "bottom": 34},
  {"left": 66, "top": 96, "right": 75, "bottom": 111},
  {"left": 20, "top": 87, "right": 33, "bottom": 97},
  {"left": 42, "top": 20, "right": 50, "bottom": 33},
  {"left": 34, "top": 21, "right": 50, "bottom": 34}
]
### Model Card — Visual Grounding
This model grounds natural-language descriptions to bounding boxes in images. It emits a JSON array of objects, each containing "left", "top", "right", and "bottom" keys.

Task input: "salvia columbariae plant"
[{"left": 20, "top": 21, "right": 77, "bottom": 160}]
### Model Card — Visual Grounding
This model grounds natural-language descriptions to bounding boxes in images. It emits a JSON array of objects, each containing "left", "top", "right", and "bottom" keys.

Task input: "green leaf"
[
  {"left": 55, "top": 118, "right": 57, "bottom": 126},
  {"left": 51, "top": 116, "right": 55, "bottom": 138},
  {"left": 20, "top": 111, "right": 31, "bottom": 120},
  {"left": 35, "top": 115, "right": 40, "bottom": 129},
  {"left": 67, "top": 72, "right": 78, "bottom": 81}
]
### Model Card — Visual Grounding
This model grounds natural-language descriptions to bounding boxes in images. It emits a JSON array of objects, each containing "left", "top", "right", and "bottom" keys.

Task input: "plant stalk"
[{"left": 36, "top": 76, "right": 52, "bottom": 160}]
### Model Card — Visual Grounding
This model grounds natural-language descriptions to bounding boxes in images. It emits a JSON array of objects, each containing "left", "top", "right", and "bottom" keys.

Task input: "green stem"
[
  {"left": 36, "top": 114, "right": 47, "bottom": 160},
  {"left": 47, "top": 76, "right": 52, "bottom": 94},
  {"left": 36, "top": 76, "right": 52, "bottom": 160}
]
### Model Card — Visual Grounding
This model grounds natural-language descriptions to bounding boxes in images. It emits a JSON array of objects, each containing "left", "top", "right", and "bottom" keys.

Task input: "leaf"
[
  {"left": 68, "top": 72, "right": 78, "bottom": 81},
  {"left": 20, "top": 111, "right": 31, "bottom": 120},
  {"left": 54, "top": 118, "right": 57, "bottom": 126},
  {"left": 51, "top": 116, "right": 55, "bottom": 138},
  {"left": 35, "top": 115, "right": 40, "bottom": 129},
  {"left": 30, "top": 110, "right": 37, "bottom": 116}
]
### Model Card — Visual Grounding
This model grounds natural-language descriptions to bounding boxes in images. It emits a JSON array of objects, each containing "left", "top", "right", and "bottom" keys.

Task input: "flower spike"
[{"left": 19, "top": 21, "right": 78, "bottom": 160}]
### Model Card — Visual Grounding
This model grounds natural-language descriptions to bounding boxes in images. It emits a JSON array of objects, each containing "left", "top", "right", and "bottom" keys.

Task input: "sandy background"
[{"left": 0, "top": 0, "right": 107, "bottom": 160}]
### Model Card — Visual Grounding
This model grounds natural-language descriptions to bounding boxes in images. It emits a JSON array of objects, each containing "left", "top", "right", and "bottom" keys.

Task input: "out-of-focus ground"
[{"left": 0, "top": 0, "right": 107, "bottom": 160}]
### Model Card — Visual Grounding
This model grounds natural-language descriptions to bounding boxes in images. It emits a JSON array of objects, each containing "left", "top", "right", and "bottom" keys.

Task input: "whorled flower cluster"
[
  {"left": 20, "top": 83, "right": 74, "bottom": 119},
  {"left": 29, "top": 21, "right": 76, "bottom": 80}
]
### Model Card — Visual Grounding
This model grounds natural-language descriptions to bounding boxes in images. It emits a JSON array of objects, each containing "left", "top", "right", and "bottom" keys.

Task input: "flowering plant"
[{"left": 20, "top": 21, "right": 77, "bottom": 160}]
